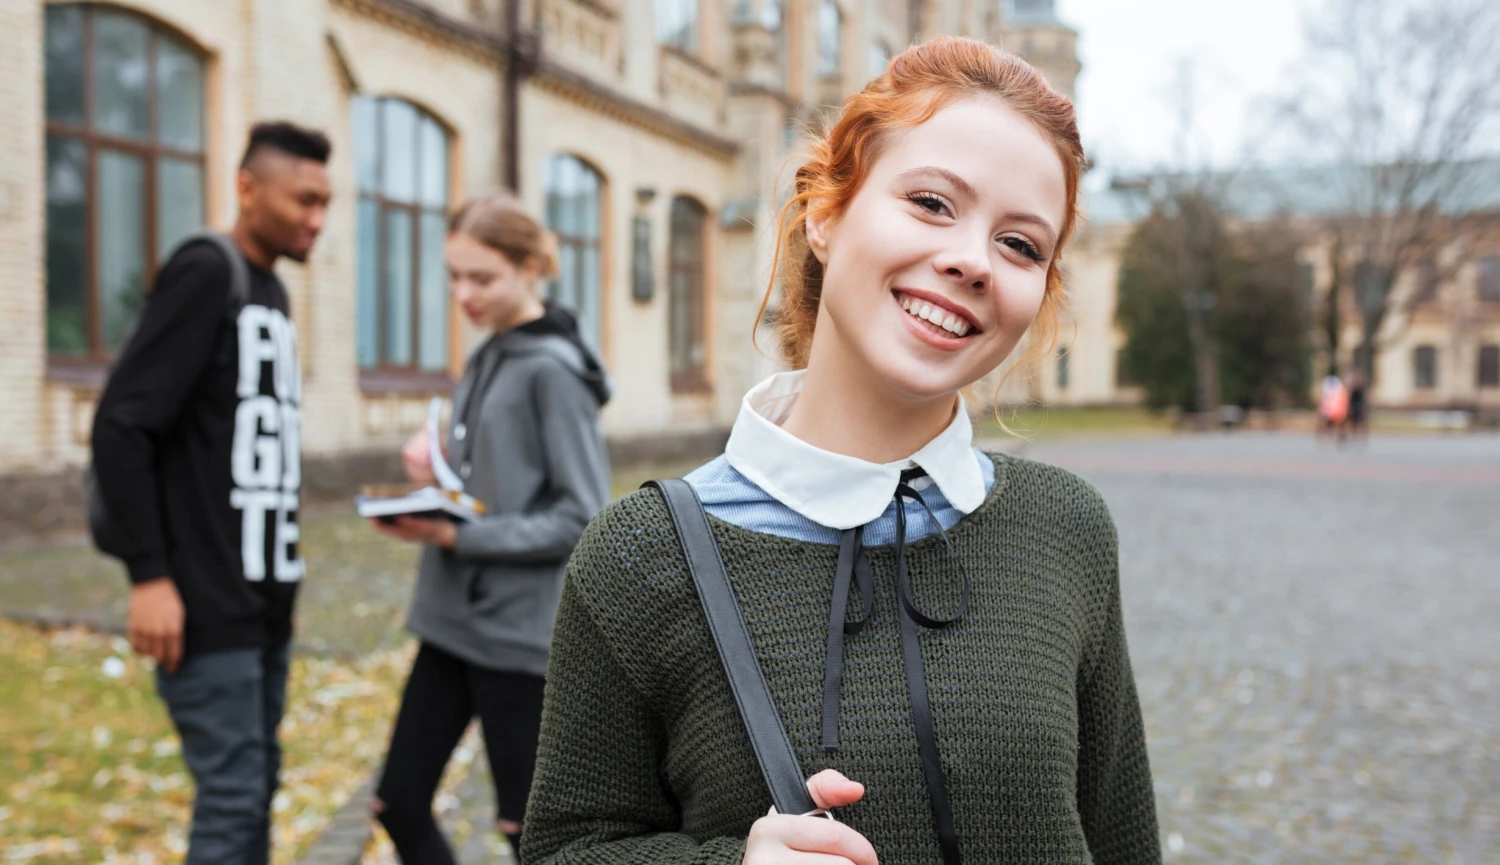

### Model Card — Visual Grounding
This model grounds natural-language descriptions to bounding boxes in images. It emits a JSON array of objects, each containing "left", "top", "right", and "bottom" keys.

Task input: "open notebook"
[{"left": 355, "top": 398, "right": 486, "bottom": 523}]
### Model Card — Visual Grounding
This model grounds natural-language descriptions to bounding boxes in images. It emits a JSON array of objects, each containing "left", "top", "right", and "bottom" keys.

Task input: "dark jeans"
[
  {"left": 156, "top": 643, "right": 290, "bottom": 865},
  {"left": 375, "top": 641, "right": 547, "bottom": 864}
]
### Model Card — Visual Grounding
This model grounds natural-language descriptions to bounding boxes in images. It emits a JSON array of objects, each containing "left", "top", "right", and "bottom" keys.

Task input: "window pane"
[
  {"left": 384, "top": 209, "right": 414, "bottom": 366},
  {"left": 581, "top": 245, "right": 601, "bottom": 349},
  {"left": 46, "top": 135, "right": 89, "bottom": 356},
  {"left": 356, "top": 198, "right": 380, "bottom": 368},
  {"left": 818, "top": 1, "right": 841, "bottom": 76},
  {"left": 97, "top": 150, "right": 147, "bottom": 351},
  {"left": 1481, "top": 258, "right": 1500, "bottom": 303},
  {"left": 670, "top": 269, "right": 691, "bottom": 374},
  {"left": 92, "top": 10, "right": 151, "bottom": 140},
  {"left": 45, "top": 5, "right": 85, "bottom": 125},
  {"left": 353, "top": 97, "right": 380, "bottom": 193},
  {"left": 1479, "top": 346, "right": 1500, "bottom": 389},
  {"left": 156, "top": 36, "right": 204, "bottom": 150},
  {"left": 418, "top": 212, "right": 449, "bottom": 371},
  {"left": 156, "top": 158, "right": 203, "bottom": 260},
  {"left": 418, "top": 117, "right": 448, "bottom": 208},
  {"left": 381, "top": 100, "right": 418, "bottom": 204},
  {"left": 552, "top": 241, "right": 580, "bottom": 310}
]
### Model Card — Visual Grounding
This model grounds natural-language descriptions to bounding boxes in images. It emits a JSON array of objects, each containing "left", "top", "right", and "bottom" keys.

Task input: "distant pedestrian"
[
  {"left": 1318, "top": 373, "right": 1349, "bottom": 443},
  {"left": 90, "top": 121, "right": 331, "bottom": 864},
  {"left": 1346, "top": 371, "right": 1369, "bottom": 442},
  {"left": 368, "top": 191, "right": 612, "bottom": 862}
]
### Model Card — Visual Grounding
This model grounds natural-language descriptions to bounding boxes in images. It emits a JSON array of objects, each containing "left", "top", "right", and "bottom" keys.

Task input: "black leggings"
[{"left": 375, "top": 642, "right": 546, "bottom": 864}]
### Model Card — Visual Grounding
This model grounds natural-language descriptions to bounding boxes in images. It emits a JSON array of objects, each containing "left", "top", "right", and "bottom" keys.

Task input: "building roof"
[{"left": 1083, "top": 158, "right": 1500, "bottom": 227}]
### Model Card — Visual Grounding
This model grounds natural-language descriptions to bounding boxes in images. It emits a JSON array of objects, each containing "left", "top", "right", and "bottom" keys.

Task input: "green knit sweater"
[{"left": 522, "top": 454, "right": 1160, "bottom": 864}]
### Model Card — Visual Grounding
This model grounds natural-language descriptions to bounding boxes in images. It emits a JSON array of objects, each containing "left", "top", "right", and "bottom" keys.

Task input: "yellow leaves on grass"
[{"left": 0, "top": 620, "right": 413, "bottom": 864}]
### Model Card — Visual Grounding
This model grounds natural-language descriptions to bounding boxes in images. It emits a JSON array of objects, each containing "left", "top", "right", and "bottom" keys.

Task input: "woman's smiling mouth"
[{"left": 894, "top": 289, "right": 980, "bottom": 339}]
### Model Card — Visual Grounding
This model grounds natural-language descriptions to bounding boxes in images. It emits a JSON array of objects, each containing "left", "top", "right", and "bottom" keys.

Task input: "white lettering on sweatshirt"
[{"left": 230, "top": 305, "right": 303, "bottom": 582}]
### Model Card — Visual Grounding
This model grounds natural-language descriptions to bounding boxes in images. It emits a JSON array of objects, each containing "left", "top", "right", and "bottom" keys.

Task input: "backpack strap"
[
  {"left": 172, "top": 230, "right": 251, "bottom": 320},
  {"left": 644, "top": 478, "right": 819, "bottom": 818}
]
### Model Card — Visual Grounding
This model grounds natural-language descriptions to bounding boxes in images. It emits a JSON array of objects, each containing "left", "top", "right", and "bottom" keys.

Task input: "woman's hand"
[
  {"left": 743, "top": 770, "right": 877, "bottom": 865},
  {"left": 370, "top": 516, "right": 458, "bottom": 550},
  {"left": 402, "top": 428, "right": 437, "bottom": 486}
]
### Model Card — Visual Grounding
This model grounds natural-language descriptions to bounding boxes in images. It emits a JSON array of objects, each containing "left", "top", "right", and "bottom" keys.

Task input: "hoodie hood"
[{"left": 491, "top": 302, "right": 612, "bottom": 406}]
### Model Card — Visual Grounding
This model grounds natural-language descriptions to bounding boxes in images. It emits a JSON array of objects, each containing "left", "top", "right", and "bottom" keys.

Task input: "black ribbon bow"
[{"left": 819, "top": 467, "right": 969, "bottom": 865}]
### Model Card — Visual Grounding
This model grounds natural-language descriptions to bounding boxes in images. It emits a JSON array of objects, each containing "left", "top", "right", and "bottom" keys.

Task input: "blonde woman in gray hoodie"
[{"left": 368, "top": 191, "right": 611, "bottom": 863}]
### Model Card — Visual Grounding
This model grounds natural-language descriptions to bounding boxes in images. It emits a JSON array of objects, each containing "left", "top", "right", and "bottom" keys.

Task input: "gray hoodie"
[{"left": 406, "top": 304, "right": 611, "bottom": 675}]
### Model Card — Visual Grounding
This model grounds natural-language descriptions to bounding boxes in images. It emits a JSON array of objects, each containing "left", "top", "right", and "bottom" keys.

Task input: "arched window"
[
  {"left": 353, "top": 97, "right": 450, "bottom": 374},
  {"left": 44, "top": 4, "right": 206, "bottom": 360},
  {"left": 544, "top": 155, "right": 605, "bottom": 349},
  {"left": 668, "top": 196, "right": 709, "bottom": 390}
]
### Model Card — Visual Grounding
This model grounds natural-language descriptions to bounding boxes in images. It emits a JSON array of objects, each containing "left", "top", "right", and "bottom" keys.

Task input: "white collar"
[{"left": 724, "top": 371, "right": 986, "bottom": 530}]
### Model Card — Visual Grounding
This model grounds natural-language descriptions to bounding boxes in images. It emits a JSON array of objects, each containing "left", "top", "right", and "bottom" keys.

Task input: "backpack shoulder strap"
[
  {"left": 170, "top": 230, "right": 251, "bottom": 319},
  {"left": 644, "top": 478, "right": 818, "bottom": 817}
]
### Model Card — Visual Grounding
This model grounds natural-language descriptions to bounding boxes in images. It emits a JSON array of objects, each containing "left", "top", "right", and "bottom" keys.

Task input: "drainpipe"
[{"left": 503, "top": 0, "right": 542, "bottom": 192}]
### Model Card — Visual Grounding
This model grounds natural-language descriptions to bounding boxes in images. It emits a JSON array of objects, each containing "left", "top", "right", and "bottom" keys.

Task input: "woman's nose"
[{"left": 933, "top": 237, "right": 992, "bottom": 291}]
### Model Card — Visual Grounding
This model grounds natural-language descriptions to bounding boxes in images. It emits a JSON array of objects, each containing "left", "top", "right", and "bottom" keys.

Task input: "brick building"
[{"left": 0, "top": 0, "right": 1078, "bottom": 535}]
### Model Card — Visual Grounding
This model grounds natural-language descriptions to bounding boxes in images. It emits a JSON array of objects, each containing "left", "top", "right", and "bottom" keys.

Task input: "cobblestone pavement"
[
  {"left": 361, "top": 432, "right": 1499, "bottom": 864},
  {"left": 1021, "top": 432, "right": 1500, "bottom": 864}
]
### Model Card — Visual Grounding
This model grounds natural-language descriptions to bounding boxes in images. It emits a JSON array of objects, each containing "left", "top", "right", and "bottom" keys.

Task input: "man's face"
[{"left": 240, "top": 155, "right": 332, "bottom": 263}]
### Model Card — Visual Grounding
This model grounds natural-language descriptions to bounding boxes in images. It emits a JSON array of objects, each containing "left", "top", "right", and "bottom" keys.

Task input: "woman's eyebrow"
[{"left": 896, "top": 166, "right": 978, "bottom": 201}]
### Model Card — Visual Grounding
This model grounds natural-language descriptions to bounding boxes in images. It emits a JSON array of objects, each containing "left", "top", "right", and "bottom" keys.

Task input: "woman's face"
[
  {"left": 446, "top": 232, "right": 542, "bottom": 331},
  {"left": 807, "top": 95, "right": 1068, "bottom": 402}
]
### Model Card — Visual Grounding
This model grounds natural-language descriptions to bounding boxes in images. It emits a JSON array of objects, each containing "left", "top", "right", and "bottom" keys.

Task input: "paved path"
[
  {"left": 359, "top": 432, "right": 1500, "bottom": 863},
  {"left": 1021, "top": 432, "right": 1500, "bottom": 864}
]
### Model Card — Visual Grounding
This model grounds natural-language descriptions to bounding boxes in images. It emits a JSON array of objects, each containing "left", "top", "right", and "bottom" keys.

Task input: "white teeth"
[{"left": 899, "top": 295, "right": 971, "bottom": 337}]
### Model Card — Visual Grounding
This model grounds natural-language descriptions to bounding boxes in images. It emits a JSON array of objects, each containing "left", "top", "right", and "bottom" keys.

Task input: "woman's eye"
[
  {"left": 906, "top": 192, "right": 949, "bottom": 216},
  {"left": 1001, "top": 236, "right": 1045, "bottom": 263}
]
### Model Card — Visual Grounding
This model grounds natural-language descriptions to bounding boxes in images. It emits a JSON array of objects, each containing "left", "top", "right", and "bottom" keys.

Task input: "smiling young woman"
[{"left": 522, "top": 38, "right": 1161, "bottom": 865}]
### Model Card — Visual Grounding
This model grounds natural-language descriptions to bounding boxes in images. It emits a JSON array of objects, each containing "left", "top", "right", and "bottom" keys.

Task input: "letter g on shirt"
[{"left": 230, "top": 305, "right": 303, "bottom": 583}]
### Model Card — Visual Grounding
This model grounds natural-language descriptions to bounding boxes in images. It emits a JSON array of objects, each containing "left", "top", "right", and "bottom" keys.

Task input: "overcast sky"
[{"left": 1056, "top": 0, "right": 1309, "bottom": 177}]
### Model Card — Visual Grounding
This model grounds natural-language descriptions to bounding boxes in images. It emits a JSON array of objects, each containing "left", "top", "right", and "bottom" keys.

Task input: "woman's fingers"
[
  {"left": 806, "top": 769, "right": 866, "bottom": 810},
  {"left": 754, "top": 814, "right": 879, "bottom": 865}
]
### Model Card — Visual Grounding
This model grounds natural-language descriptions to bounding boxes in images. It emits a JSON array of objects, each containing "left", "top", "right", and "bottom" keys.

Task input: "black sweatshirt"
[{"left": 91, "top": 240, "right": 303, "bottom": 656}]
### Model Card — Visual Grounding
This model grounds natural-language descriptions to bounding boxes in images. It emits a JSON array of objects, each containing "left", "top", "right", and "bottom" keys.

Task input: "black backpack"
[{"left": 86, "top": 231, "right": 251, "bottom": 559}]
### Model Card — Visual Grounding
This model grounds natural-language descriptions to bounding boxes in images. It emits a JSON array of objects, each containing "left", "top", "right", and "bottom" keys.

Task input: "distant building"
[
  {"left": 1034, "top": 161, "right": 1500, "bottom": 412},
  {"left": 0, "top": 0, "right": 1078, "bottom": 534}
]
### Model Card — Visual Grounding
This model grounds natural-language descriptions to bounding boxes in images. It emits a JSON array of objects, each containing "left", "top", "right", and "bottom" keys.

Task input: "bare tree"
[{"left": 1280, "top": 0, "right": 1500, "bottom": 382}]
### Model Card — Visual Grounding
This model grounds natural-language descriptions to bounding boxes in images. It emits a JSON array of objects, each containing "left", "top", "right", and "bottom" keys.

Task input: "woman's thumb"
[{"left": 806, "top": 769, "right": 866, "bottom": 810}]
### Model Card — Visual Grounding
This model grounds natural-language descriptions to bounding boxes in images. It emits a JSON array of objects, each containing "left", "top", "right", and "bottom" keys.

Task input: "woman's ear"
[
  {"left": 521, "top": 254, "right": 547, "bottom": 282},
  {"left": 805, "top": 205, "right": 831, "bottom": 265}
]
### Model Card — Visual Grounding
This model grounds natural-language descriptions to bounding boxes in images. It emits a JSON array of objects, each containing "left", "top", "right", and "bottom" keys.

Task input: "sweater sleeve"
[
  {"left": 90, "top": 245, "right": 231, "bottom": 584},
  {"left": 522, "top": 566, "right": 747, "bottom": 865},
  {"left": 452, "top": 358, "right": 609, "bottom": 565},
  {"left": 1074, "top": 517, "right": 1162, "bottom": 865}
]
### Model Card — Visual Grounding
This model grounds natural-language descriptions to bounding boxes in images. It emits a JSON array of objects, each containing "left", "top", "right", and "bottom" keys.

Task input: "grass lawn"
[
  {"left": 0, "top": 455, "right": 709, "bottom": 863},
  {"left": 0, "top": 618, "right": 410, "bottom": 864},
  {"left": 975, "top": 405, "right": 1175, "bottom": 443}
]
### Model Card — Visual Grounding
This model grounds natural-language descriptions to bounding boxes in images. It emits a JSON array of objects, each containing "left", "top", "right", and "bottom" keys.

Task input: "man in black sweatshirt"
[{"left": 91, "top": 122, "right": 331, "bottom": 864}]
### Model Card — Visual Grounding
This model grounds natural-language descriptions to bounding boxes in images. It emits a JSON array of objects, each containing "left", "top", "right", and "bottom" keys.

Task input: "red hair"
[{"left": 757, "top": 36, "right": 1085, "bottom": 375}]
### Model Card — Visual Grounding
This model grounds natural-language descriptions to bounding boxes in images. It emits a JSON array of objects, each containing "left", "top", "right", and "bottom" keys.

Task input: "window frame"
[
  {"left": 44, "top": 4, "right": 207, "bottom": 368},
  {"left": 668, "top": 195, "right": 710, "bottom": 393},
  {"left": 354, "top": 96, "right": 453, "bottom": 388},
  {"left": 544, "top": 154, "right": 607, "bottom": 353}
]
